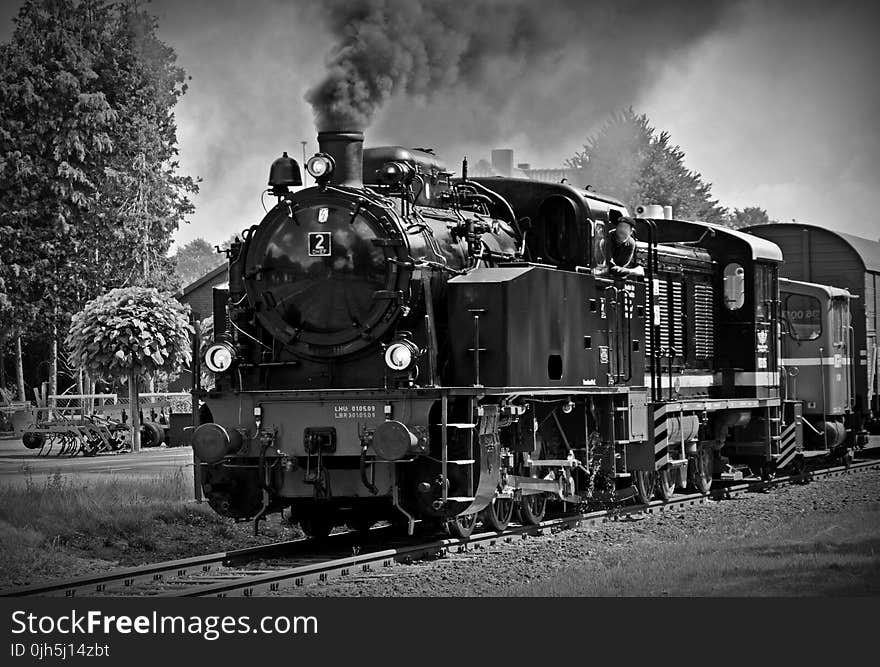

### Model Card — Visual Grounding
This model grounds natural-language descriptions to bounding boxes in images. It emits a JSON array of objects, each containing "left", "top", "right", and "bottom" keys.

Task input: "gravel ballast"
[{"left": 279, "top": 467, "right": 880, "bottom": 597}]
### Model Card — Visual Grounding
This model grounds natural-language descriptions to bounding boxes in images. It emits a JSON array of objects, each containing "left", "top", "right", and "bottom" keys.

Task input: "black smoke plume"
[{"left": 306, "top": 0, "right": 736, "bottom": 137}]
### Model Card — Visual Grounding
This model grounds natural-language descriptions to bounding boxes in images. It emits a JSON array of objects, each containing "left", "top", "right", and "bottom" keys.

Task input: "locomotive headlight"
[
  {"left": 384, "top": 340, "right": 418, "bottom": 371},
  {"left": 306, "top": 153, "right": 335, "bottom": 180},
  {"left": 204, "top": 340, "right": 236, "bottom": 373}
]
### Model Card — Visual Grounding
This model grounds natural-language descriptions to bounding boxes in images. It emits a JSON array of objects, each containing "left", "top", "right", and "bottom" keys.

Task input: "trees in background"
[
  {"left": 173, "top": 238, "right": 225, "bottom": 288},
  {"left": 0, "top": 0, "right": 197, "bottom": 402},
  {"left": 567, "top": 108, "right": 784, "bottom": 231},
  {"left": 568, "top": 108, "right": 727, "bottom": 224},
  {"left": 724, "top": 206, "right": 776, "bottom": 229}
]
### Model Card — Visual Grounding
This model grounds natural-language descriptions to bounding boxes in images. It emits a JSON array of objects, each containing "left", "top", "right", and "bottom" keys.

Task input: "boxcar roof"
[{"left": 744, "top": 223, "right": 880, "bottom": 274}]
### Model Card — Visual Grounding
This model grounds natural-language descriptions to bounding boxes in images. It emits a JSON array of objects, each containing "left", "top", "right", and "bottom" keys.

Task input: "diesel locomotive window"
[
  {"left": 831, "top": 297, "right": 848, "bottom": 347},
  {"left": 723, "top": 263, "right": 745, "bottom": 310},
  {"left": 754, "top": 264, "right": 774, "bottom": 321},
  {"left": 783, "top": 293, "right": 822, "bottom": 341}
]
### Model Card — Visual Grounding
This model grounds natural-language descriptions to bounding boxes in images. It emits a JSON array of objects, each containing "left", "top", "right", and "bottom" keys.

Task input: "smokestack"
[{"left": 317, "top": 131, "right": 364, "bottom": 188}]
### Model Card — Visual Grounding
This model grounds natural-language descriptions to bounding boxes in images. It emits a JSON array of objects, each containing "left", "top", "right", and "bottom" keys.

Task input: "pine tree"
[{"left": 568, "top": 108, "right": 726, "bottom": 224}]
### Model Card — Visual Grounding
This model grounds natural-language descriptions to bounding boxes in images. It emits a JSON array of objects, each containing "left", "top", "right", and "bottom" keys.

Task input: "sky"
[{"left": 1, "top": 0, "right": 878, "bottom": 245}]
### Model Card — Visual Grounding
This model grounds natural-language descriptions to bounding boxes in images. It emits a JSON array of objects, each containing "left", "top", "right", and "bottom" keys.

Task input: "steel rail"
[
  {"left": 3, "top": 458, "right": 877, "bottom": 598},
  {"left": 165, "top": 458, "right": 880, "bottom": 598},
  {"left": 0, "top": 527, "right": 388, "bottom": 598}
]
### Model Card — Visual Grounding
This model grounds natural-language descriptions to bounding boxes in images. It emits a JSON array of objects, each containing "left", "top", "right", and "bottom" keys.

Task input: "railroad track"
[{"left": 4, "top": 457, "right": 879, "bottom": 598}]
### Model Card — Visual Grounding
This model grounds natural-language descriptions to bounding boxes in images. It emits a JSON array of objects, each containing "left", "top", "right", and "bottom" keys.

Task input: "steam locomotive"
[{"left": 191, "top": 129, "right": 862, "bottom": 538}]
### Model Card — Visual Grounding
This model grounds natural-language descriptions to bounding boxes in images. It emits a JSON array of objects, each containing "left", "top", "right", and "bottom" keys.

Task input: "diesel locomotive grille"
[{"left": 693, "top": 282, "right": 715, "bottom": 359}]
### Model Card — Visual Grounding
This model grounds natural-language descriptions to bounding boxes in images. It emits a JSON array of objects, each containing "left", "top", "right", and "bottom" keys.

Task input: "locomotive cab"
[{"left": 780, "top": 278, "right": 855, "bottom": 449}]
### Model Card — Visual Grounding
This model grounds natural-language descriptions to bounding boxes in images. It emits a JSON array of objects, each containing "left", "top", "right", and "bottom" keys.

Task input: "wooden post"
[
  {"left": 48, "top": 327, "right": 57, "bottom": 408},
  {"left": 129, "top": 367, "right": 141, "bottom": 452},
  {"left": 83, "top": 371, "right": 92, "bottom": 414},
  {"left": 15, "top": 335, "right": 25, "bottom": 402},
  {"left": 191, "top": 316, "right": 203, "bottom": 502},
  {"left": 0, "top": 336, "right": 6, "bottom": 390}
]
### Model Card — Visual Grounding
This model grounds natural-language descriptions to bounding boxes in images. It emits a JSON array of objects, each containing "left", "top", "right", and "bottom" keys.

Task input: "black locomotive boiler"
[{"left": 192, "top": 127, "right": 851, "bottom": 538}]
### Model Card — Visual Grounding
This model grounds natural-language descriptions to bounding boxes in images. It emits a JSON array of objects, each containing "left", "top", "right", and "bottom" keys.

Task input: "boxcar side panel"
[
  {"left": 868, "top": 272, "right": 879, "bottom": 412},
  {"left": 748, "top": 226, "right": 871, "bottom": 418}
]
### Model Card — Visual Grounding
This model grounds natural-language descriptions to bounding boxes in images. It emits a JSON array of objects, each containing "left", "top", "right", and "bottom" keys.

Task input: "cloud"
[
  {"left": 306, "top": 0, "right": 734, "bottom": 162},
  {"left": 637, "top": 0, "right": 880, "bottom": 231},
  {"left": 2, "top": 0, "right": 877, "bottom": 244}
]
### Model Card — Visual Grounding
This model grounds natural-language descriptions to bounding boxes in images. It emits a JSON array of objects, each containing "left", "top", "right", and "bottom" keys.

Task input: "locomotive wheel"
[
  {"left": 689, "top": 448, "right": 714, "bottom": 494},
  {"left": 446, "top": 512, "right": 478, "bottom": 539},
  {"left": 655, "top": 468, "right": 676, "bottom": 501},
  {"left": 633, "top": 470, "right": 656, "bottom": 504},
  {"left": 299, "top": 510, "right": 335, "bottom": 539},
  {"left": 517, "top": 493, "right": 547, "bottom": 525},
  {"left": 481, "top": 496, "right": 515, "bottom": 532}
]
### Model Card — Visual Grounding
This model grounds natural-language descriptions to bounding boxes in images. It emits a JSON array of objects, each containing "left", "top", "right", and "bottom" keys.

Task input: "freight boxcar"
[{"left": 746, "top": 223, "right": 880, "bottom": 437}]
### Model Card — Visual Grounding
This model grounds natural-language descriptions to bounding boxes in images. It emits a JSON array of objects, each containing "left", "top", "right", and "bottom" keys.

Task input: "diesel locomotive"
[{"left": 191, "top": 128, "right": 859, "bottom": 538}]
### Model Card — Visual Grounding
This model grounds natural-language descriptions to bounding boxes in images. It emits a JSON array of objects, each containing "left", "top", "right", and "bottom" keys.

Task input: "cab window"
[
  {"left": 541, "top": 196, "right": 581, "bottom": 266},
  {"left": 592, "top": 220, "right": 607, "bottom": 275},
  {"left": 831, "top": 298, "right": 848, "bottom": 347},
  {"left": 783, "top": 293, "right": 822, "bottom": 341},
  {"left": 754, "top": 264, "right": 774, "bottom": 321}
]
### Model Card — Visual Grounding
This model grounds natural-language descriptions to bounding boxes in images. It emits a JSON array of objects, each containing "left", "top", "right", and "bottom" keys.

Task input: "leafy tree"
[
  {"left": 568, "top": 108, "right": 726, "bottom": 224},
  {"left": 173, "top": 238, "right": 225, "bottom": 288},
  {"left": 66, "top": 286, "right": 192, "bottom": 450},
  {"left": 724, "top": 206, "right": 775, "bottom": 230},
  {"left": 0, "top": 0, "right": 197, "bottom": 401}
]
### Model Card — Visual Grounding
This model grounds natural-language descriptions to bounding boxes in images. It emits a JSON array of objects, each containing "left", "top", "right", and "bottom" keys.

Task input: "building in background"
[
  {"left": 468, "top": 147, "right": 585, "bottom": 186},
  {"left": 176, "top": 263, "right": 228, "bottom": 320}
]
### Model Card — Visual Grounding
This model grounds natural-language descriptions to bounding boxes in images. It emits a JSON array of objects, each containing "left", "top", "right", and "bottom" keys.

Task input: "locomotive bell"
[{"left": 268, "top": 151, "right": 303, "bottom": 196}]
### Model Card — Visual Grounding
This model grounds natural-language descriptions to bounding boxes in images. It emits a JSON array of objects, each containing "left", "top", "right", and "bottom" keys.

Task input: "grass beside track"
[
  {"left": 506, "top": 504, "right": 880, "bottom": 596},
  {"left": 0, "top": 468, "right": 290, "bottom": 589}
]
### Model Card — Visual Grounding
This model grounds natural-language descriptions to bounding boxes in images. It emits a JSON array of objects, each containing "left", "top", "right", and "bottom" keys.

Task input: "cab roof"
[{"left": 780, "top": 277, "right": 854, "bottom": 300}]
